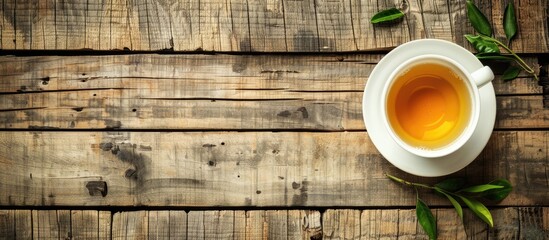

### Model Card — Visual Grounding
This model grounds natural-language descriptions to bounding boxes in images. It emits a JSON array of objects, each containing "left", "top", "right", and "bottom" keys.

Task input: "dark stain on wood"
[
  {"left": 104, "top": 120, "right": 122, "bottom": 129},
  {"left": 277, "top": 110, "right": 291, "bottom": 117},
  {"left": 208, "top": 160, "right": 216, "bottom": 167},
  {"left": 292, "top": 181, "right": 301, "bottom": 189},
  {"left": 138, "top": 145, "right": 152, "bottom": 151},
  {"left": 232, "top": 59, "right": 248, "bottom": 73},
  {"left": 107, "top": 143, "right": 149, "bottom": 185},
  {"left": 256, "top": 190, "right": 262, "bottom": 194},
  {"left": 292, "top": 180, "right": 309, "bottom": 205},
  {"left": 260, "top": 70, "right": 300, "bottom": 74},
  {"left": 99, "top": 142, "right": 113, "bottom": 151},
  {"left": 294, "top": 30, "right": 319, "bottom": 52},
  {"left": 41, "top": 77, "right": 50, "bottom": 85},
  {"left": 310, "top": 232, "right": 323, "bottom": 240},
  {"left": 202, "top": 144, "right": 217, "bottom": 148},
  {"left": 297, "top": 107, "right": 309, "bottom": 118},
  {"left": 239, "top": 39, "right": 252, "bottom": 52},
  {"left": 538, "top": 64, "right": 549, "bottom": 108},
  {"left": 17, "top": 86, "right": 27, "bottom": 92},
  {"left": 277, "top": 107, "right": 309, "bottom": 119},
  {"left": 28, "top": 125, "right": 60, "bottom": 130},
  {"left": 125, "top": 169, "right": 137, "bottom": 179},
  {"left": 71, "top": 107, "right": 84, "bottom": 112},
  {"left": 244, "top": 197, "right": 252, "bottom": 206},
  {"left": 85, "top": 181, "right": 108, "bottom": 197}
]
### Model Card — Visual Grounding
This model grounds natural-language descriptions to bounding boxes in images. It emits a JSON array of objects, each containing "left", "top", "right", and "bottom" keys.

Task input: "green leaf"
[
  {"left": 371, "top": 8, "right": 405, "bottom": 24},
  {"left": 502, "top": 65, "right": 521, "bottom": 81},
  {"left": 416, "top": 198, "right": 437, "bottom": 240},
  {"left": 475, "top": 53, "right": 514, "bottom": 61},
  {"left": 435, "top": 188, "right": 463, "bottom": 219},
  {"left": 460, "top": 184, "right": 504, "bottom": 193},
  {"left": 504, "top": 2, "right": 517, "bottom": 41},
  {"left": 459, "top": 196, "right": 494, "bottom": 227},
  {"left": 479, "top": 179, "right": 513, "bottom": 201},
  {"left": 465, "top": 35, "right": 500, "bottom": 53},
  {"left": 466, "top": 0, "right": 492, "bottom": 36},
  {"left": 434, "top": 178, "right": 466, "bottom": 192}
]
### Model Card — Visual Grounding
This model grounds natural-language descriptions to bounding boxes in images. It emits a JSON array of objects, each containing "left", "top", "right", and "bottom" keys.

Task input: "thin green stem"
[
  {"left": 480, "top": 35, "right": 538, "bottom": 81},
  {"left": 386, "top": 173, "right": 434, "bottom": 190},
  {"left": 434, "top": 186, "right": 463, "bottom": 198},
  {"left": 488, "top": 37, "right": 531, "bottom": 71}
]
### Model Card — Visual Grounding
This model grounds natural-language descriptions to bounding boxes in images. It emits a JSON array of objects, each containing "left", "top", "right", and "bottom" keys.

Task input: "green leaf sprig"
[
  {"left": 371, "top": 8, "right": 405, "bottom": 24},
  {"left": 465, "top": 0, "right": 538, "bottom": 81},
  {"left": 386, "top": 173, "right": 512, "bottom": 240}
]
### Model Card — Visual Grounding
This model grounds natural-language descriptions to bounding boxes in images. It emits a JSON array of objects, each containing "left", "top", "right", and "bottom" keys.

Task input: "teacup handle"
[{"left": 471, "top": 66, "right": 494, "bottom": 88}]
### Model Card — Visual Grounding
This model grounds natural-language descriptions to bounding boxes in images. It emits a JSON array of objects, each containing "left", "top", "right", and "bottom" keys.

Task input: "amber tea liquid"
[{"left": 386, "top": 61, "right": 472, "bottom": 150}]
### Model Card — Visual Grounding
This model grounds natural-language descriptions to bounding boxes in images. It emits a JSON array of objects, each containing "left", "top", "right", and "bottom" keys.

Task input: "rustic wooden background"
[{"left": 1, "top": 0, "right": 548, "bottom": 238}]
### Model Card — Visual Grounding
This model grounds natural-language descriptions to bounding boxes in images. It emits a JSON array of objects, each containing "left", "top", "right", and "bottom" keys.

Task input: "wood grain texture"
[
  {"left": 0, "top": 208, "right": 546, "bottom": 239},
  {"left": 148, "top": 210, "right": 187, "bottom": 239},
  {"left": 32, "top": 210, "right": 71, "bottom": 239},
  {"left": 0, "top": 54, "right": 543, "bottom": 130},
  {"left": 360, "top": 209, "right": 399, "bottom": 239},
  {"left": 112, "top": 211, "right": 148, "bottom": 239},
  {"left": 323, "top": 209, "right": 360, "bottom": 239},
  {"left": 0, "top": 0, "right": 547, "bottom": 52},
  {"left": 188, "top": 210, "right": 236, "bottom": 239},
  {"left": 0, "top": 210, "right": 15, "bottom": 239},
  {"left": 0, "top": 131, "right": 547, "bottom": 207},
  {"left": 71, "top": 210, "right": 112, "bottom": 239},
  {"left": 0, "top": 210, "right": 32, "bottom": 240}
]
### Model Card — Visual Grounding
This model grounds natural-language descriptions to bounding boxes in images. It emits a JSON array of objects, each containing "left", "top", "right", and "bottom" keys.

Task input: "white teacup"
[{"left": 380, "top": 54, "right": 494, "bottom": 158}]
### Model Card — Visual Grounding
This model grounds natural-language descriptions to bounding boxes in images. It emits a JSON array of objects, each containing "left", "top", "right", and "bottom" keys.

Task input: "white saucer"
[{"left": 362, "top": 39, "right": 496, "bottom": 177}]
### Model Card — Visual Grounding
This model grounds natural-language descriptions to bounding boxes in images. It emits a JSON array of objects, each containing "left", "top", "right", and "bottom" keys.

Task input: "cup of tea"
[{"left": 380, "top": 54, "right": 494, "bottom": 158}]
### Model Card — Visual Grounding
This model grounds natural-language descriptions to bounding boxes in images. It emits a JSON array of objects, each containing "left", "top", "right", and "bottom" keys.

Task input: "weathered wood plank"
[
  {"left": 488, "top": 208, "right": 519, "bottom": 239},
  {"left": 1, "top": 208, "right": 546, "bottom": 239},
  {"left": 148, "top": 211, "right": 171, "bottom": 239},
  {"left": 463, "top": 208, "right": 489, "bottom": 239},
  {"left": 0, "top": 55, "right": 543, "bottom": 130},
  {"left": 394, "top": 209, "right": 423, "bottom": 239},
  {"left": 360, "top": 209, "right": 399, "bottom": 239},
  {"left": 112, "top": 211, "right": 148, "bottom": 239},
  {"left": 315, "top": 0, "right": 356, "bottom": 52},
  {"left": 0, "top": 131, "right": 548, "bottom": 207},
  {"left": 32, "top": 210, "right": 70, "bottom": 239},
  {"left": 288, "top": 210, "right": 322, "bottom": 240},
  {"left": 1, "top": 92, "right": 546, "bottom": 130},
  {"left": 188, "top": 210, "right": 235, "bottom": 239},
  {"left": 204, "top": 211, "right": 234, "bottom": 239},
  {"left": 149, "top": 210, "right": 186, "bottom": 239},
  {"left": 0, "top": 210, "right": 15, "bottom": 239},
  {"left": 187, "top": 211, "right": 205, "bottom": 239},
  {"left": 244, "top": 211, "right": 265, "bottom": 239},
  {"left": 71, "top": 210, "right": 112, "bottom": 239},
  {"left": 323, "top": 209, "right": 360, "bottom": 239},
  {"left": 244, "top": 210, "right": 292, "bottom": 239},
  {"left": 72, "top": 210, "right": 96, "bottom": 239},
  {"left": 0, "top": 210, "right": 32, "bottom": 240},
  {"left": 436, "top": 209, "right": 467, "bottom": 239},
  {"left": 0, "top": 54, "right": 538, "bottom": 94},
  {"left": 98, "top": 211, "right": 112, "bottom": 239},
  {"left": 233, "top": 210, "right": 246, "bottom": 239},
  {"left": 519, "top": 207, "right": 547, "bottom": 239},
  {"left": 0, "top": 0, "right": 547, "bottom": 52}
]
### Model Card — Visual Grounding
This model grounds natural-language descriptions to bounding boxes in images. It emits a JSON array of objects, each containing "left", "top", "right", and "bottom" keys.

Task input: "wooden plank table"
[{"left": 0, "top": 0, "right": 548, "bottom": 238}]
